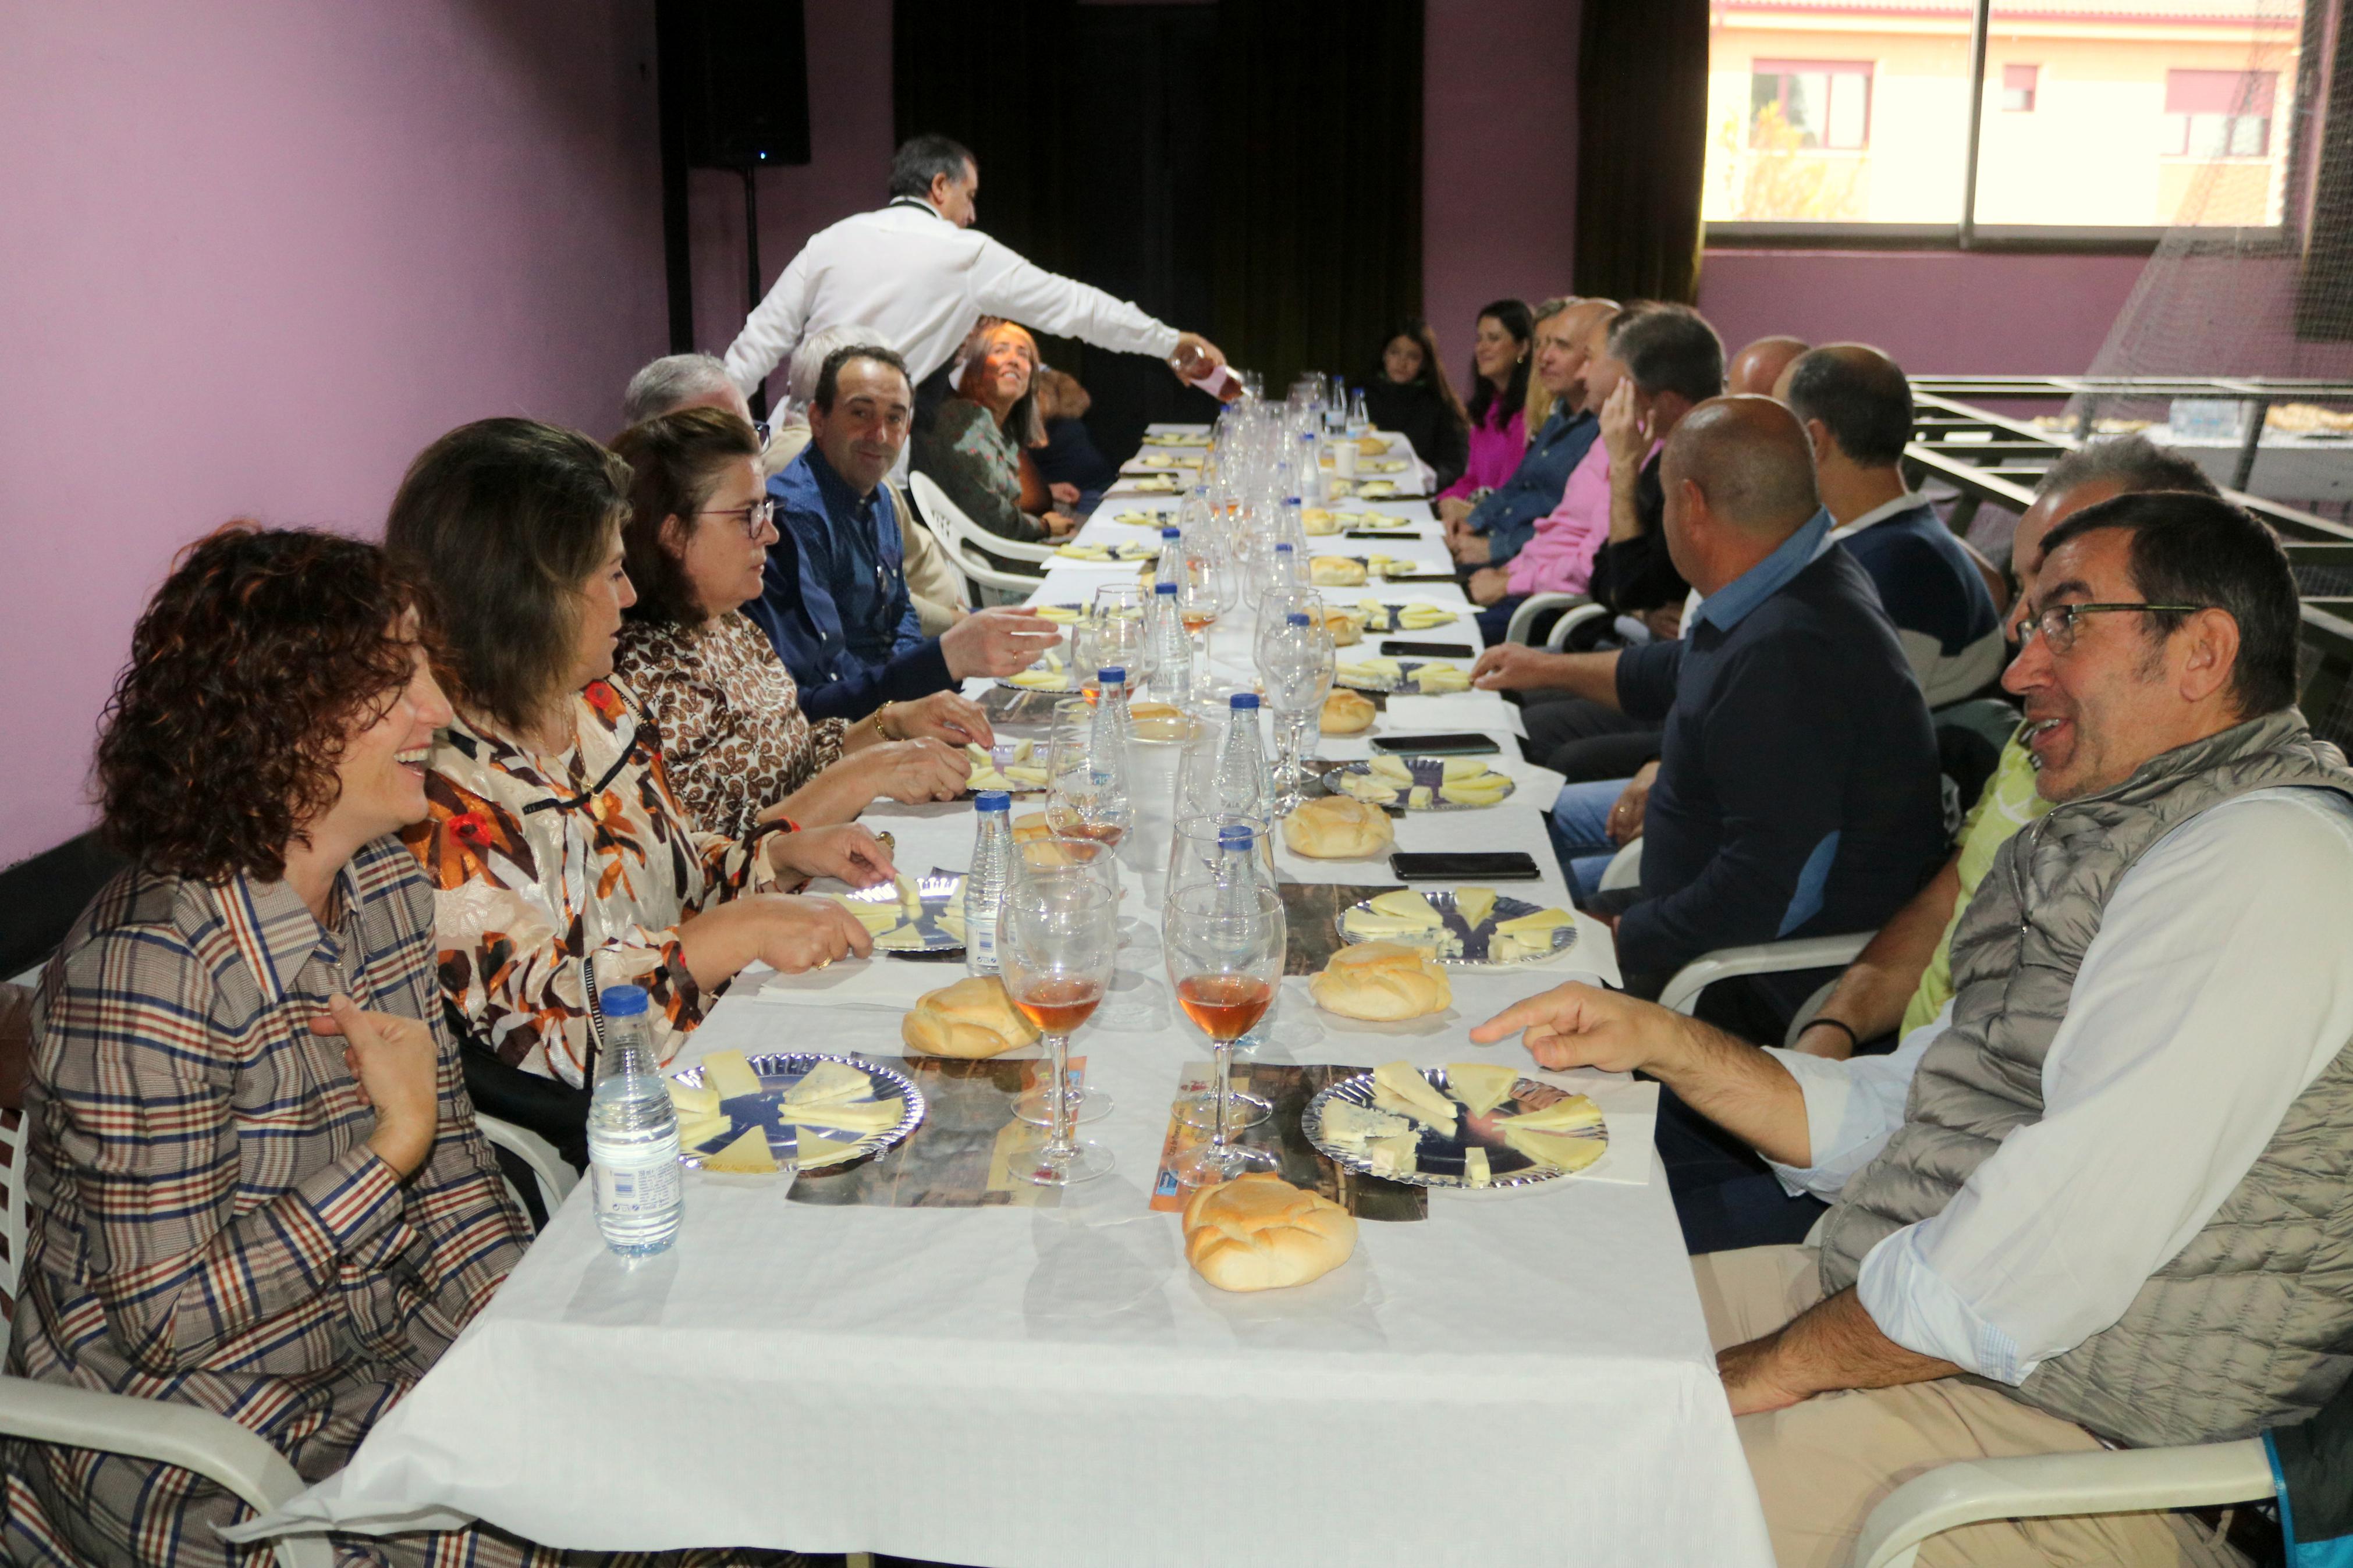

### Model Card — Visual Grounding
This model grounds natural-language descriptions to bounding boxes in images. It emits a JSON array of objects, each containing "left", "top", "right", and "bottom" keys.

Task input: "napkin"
[
  {"left": 1386, "top": 693, "right": 1528, "bottom": 738},
  {"left": 736, "top": 956, "right": 959, "bottom": 1012}
]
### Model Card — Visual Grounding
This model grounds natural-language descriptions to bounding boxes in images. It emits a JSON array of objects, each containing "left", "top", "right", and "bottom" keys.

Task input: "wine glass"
[
  {"left": 1172, "top": 548, "right": 1220, "bottom": 684},
  {"left": 1165, "top": 815, "right": 1278, "bottom": 1131},
  {"left": 1010, "top": 836, "right": 1119, "bottom": 1126},
  {"left": 1085, "top": 588, "right": 1148, "bottom": 700},
  {"left": 1001, "top": 866, "right": 1118, "bottom": 1186},
  {"left": 1255, "top": 592, "right": 1336, "bottom": 812},
  {"left": 1044, "top": 691, "right": 1133, "bottom": 851},
  {"left": 1164, "top": 844, "right": 1285, "bottom": 1186}
]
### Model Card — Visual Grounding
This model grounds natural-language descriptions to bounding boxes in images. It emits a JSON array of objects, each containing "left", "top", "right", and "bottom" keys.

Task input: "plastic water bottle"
[
  {"left": 964, "top": 791, "right": 1013, "bottom": 976},
  {"left": 1270, "top": 540, "right": 1303, "bottom": 592},
  {"left": 587, "top": 983, "right": 683, "bottom": 1257},
  {"left": 1152, "top": 580, "right": 1191, "bottom": 701},
  {"left": 1178, "top": 484, "right": 1213, "bottom": 543},
  {"left": 1296, "top": 431, "right": 1325, "bottom": 506},
  {"left": 1216, "top": 692, "right": 1275, "bottom": 821},
  {"left": 1093, "top": 666, "right": 1135, "bottom": 765},
  {"left": 1347, "top": 388, "right": 1371, "bottom": 437}
]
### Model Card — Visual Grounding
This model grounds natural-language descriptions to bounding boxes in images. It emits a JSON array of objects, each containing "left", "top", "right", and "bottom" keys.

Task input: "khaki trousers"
[{"left": 1691, "top": 1246, "right": 2249, "bottom": 1568}]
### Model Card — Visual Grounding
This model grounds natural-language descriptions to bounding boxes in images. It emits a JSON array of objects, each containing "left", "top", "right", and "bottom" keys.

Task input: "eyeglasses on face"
[
  {"left": 2018, "top": 600, "right": 2206, "bottom": 654},
  {"left": 699, "top": 498, "right": 776, "bottom": 541}
]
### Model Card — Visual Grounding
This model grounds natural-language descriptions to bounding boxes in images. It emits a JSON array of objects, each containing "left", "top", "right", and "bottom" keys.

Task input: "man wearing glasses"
[{"left": 1474, "top": 490, "right": 2353, "bottom": 1567}]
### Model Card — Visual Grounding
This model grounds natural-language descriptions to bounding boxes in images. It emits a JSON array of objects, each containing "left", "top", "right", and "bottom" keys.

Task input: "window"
[
  {"left": 2001, "top": 63, "right": 2037, "bottom": 113},
  {"left": 2163, "top": 70, "right": 2277, "bottom": 158},
  {"left": 1703, "top": 0, "right": 2307, "bottom": 241},
  {"left": 1750, "top": 61, "right": 1873, "bottom": 151}
]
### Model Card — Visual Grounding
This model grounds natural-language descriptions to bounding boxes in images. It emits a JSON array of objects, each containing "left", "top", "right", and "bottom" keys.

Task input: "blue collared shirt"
[
  {"left": 1687, "top": 507, "right": 1836, "bottom": 634},
  {"left": 1467, "top": 407, "right": 1599, "bottom": 565}
]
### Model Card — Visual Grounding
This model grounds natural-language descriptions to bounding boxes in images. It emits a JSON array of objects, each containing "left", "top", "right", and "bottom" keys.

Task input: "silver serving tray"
[
  {"left": 1321, "top": 759, "right": 1517, "bottom": 813},
  {"left": 672, "top": 1052, "right": 925, "bottom": 1170},
  {"left": 837, "top": 870, "right": 968, "bottom": 954},
  {"left": 1331, "top": 659, "right": 1471, "bottom": 695},
  {"left": 1303, "top": 1067, "right": 1606, "bottom": 1191},
  {"left": 1337, "top": 888, "right": 1576, "bottom": 967},
  {"left": 1348, "top": 602, "right": 1461, "bottom": 635}
]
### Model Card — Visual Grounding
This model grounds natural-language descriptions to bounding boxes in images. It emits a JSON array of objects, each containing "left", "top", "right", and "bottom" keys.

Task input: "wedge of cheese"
[
  {"left": 1008, "top": 669, "right": 1070, "bottom": 689},
  {"left": 1368, "top": 890, "right": 1443, "bottom": 926},
  {"left": 1365, "top": 1130, "right": 1419, "bottom": 1178},
  {"left": 1464, "top": 1147, "right": 1492, "bottom": 1186},
  {"left": 702, "top": 1125, "right": 778, "bottom": 1173},
  {"left": 1342, "top": 908, "right": 1440, "bottom": 942},
  {"left": 1319, "top": 1098, "right": 1412, "bottom": 1150},
  {"left": 1493, "top": 907, "right": 1574, "bottom": 940},
  {"left": 793, "top": 1130, "right": 869, "bottom": 1169},
  {"left": 775, "top": 1096, "right": 902, "bottom": 1134},
  {"left": 1406, "top": 785, "right": 1435, "bottom": 810},
  {"left": 1396, "top": 605, "right": 1456, "bottom": 630},
  {"left": 1446, "top": 1062, "right": 1522, "bottom": 1118},
  {"left": 872, "top": 924, "right": 931, "bottom": 950},
  {"left": 676, "top": 1111, "right": 732, "bottom": 1150},
  {"left": 1439, "top": 780, "right": 1510, "bottom": 807},
  {"left": 1500, "top": 1125, "right": 1606, "bottom": 1174},
  {"left": 894, "top": 874, "right": 925, "bottom": 918},
  {"left": 666, "top": 1078, "right": 721, "bottom": 1117},
  {"left": 831, "top": 896, "right": 902, "bottom": 936},
  {"left": 966, "top": 743, "right": 992, "bottom": 767},
  {"left": 1367, "top": 753, "right": 1413, "bottom": 786},
  {"left": 1413, "top": 665, "right": 1471, "bottom": 694},
  {"left": 1339, "top": 773, "right": 1403, "bottom": 805},
  {"left": 1489, "top": 930, "right": 1560, "bottom": 963},
  {"left": 1453, "top": 887, "right": 1498, "bottom": 930},
  {"left": 1371, "top": 1061, "right": 1459, "bottom": 1130},
  {"left": 783, "top": 1060, "right": 871, "bottom": 1106},
  {"left": 701, "top": 1049, "right": 764, "bottom": 1101},
  {"left": 1500, "top": 1094, "right": 1605, "bottom": 1135}
]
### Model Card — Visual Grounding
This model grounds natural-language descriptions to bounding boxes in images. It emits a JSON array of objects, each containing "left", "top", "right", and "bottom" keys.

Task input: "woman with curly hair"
[
  {"left": 2, "top": 526, "right": 555, "bottom": 1565},
  {"left": 388, "top": 418, "right": 886, "bottom": 1112},
  {"left": 609, "top": 406, "right": 970, "bottom": 840}
]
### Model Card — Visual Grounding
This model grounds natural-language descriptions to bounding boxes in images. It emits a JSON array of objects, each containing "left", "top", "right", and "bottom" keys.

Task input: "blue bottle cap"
[
  {"left": 1098, "top": 666, "right": 1126, "bottom": 684},
  {"left": 1162, "top": 527, "right": 1181, "bottom": 539},
  {"left": 975, "top": 790, "right": 1011, "bottom": 812},
  {"left": 1156, "top": 581, "right": 1177, "bottom": 594},
  {"left": 1274, "top": 542, "right": 1294, "bottom": 554},
  {"left": 1193, "top": 484, "right": 1208, "bottom": 494},
  {"left": 601, "top": 982, "right": 649, "bottom": 1019},
  {"left": 1230, "top": 692, "right": 1259, "bottom": 710},
  {"left": 1286, "top": 611, "right": 1311, "bottom": 626},
  {"left": 1218, "top": 824, "right": 1256, "bottom": 849}
]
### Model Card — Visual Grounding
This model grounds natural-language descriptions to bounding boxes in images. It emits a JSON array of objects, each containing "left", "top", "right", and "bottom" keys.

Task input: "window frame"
[
  {"left": 1704, "top": 0, "right": 2317, "bottom": 257},
  {"left": 1749, "top": 58, "right": 1877, "bottom": 151}
]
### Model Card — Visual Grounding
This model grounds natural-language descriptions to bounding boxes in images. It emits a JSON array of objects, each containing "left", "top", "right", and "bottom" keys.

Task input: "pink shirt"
[
  {"left": 1438, "top": 401, "right": 1525, "bottom": 501},
  {"left": 1505, "top": 436, "right": 1660, "bottom": 598}
]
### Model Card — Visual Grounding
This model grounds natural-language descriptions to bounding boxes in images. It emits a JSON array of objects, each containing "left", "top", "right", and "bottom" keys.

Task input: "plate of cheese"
[
  {"left": 1353, "top": 600, "right": 1460, "bottom": 634},
  {"left": 1325, "top": 756, "right": 1513, "bottom": 811},
  {"left": 1109, "top": 510, "right": 1176, "bottom": 528},
  {"left": 1337, "top": 887, "right": 1577, "bottom": 966},
  {"left": 1332, "top": 657, "right": 1472, "bottom": 695},
  {"left": 1120, "top": 475, "right": 1183, "bottom": 495},
  {"left": 669, "top": 1051, "right": 924, "bottom": 1172},
  {"left": 1130, "top": 453, "right": 1202, "bottom": 471},
  {"left": 1303, "top": 1060, "right": 1606, "bottom": 1190},
  {"left": 1055, "top": 541, "right": 1161, "bottom": 563},
  {"left": 963, "top": 740, "right": 1050, "bottom": 795},
  {"left": 997, "top": 648, "right": 1074, "bottom": 692},
  {"left": 831, "top": 870, "right": 969, "bottom": 953}
]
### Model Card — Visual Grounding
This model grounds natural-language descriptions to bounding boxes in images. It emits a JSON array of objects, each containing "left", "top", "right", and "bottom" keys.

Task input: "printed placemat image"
[
  {"left": 1149, "top": 1059, "right": 1427, "bottom": 1222},
  {"left": 787, "top": 1053, "right": 1090, "bottom": 1210}
]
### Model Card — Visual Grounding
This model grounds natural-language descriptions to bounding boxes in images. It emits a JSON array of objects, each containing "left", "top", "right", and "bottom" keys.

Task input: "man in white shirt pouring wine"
[
  {"left": 724, "top": 134, "right": 1233, "bottom": 417},
  {"left": 1475, "top": 490, "right": 2353, "bottom": 1568}
]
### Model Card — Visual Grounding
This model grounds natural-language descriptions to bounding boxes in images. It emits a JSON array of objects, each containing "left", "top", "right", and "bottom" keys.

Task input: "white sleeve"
[
  {"left": 723, "top": 243, "right": 814, "bottom": 397},
  {"left": 966, "top": 234, "right": 1181, "bottom": 361},
  {"left": 1759, "top": 1005, "right": 1948, "bottom": 1199},
  {"left": 1857, "top": 787, "right": 2353, "bottom": 1383}
]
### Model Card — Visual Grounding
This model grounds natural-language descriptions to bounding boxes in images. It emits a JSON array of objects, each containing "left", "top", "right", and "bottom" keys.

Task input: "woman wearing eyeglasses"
[{"left": 611, "top": 407, "right": 972, "bottom": 838}]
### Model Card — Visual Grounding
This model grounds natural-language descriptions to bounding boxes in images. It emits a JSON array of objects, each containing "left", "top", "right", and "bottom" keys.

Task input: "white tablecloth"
[{"left": 238, "top": 420, "right": 1774, "bottom": 1568}]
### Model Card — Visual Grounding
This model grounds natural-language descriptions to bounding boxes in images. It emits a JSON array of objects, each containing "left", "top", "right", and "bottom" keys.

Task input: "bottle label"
[
  {"left": 595, "top": 1154, "right": 682, "bottom": 1217},
  {"left": 967, "top": 916, "right": 999, "bottom": 974}
]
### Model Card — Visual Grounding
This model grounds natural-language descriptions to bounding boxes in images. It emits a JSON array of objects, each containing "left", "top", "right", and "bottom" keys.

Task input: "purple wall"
[
  {"left": 0, "top": 1, "right": 669, "bottom": 868},
  {"left": 1695, "top": 249, "right": 2149, "bottom": 375},
  {"left": 1422, "top": 0, "right": 1582, "bottom": 369}
]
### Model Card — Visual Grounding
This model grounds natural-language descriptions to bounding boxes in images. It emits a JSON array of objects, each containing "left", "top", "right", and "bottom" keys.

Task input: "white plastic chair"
[
  {"left": 907, "top": 471, "right": 1054, "bottom": 605},
  {"left": 1851, "top": 1441, "right": 2274, "bottom": 1568},
  {"left": 0, "top": 1110, "right": 333, "bottom": 1567},
  {"left": 1546, "top": 602, "right": 1614, "bottom": 652},
  {"left": 1598, "top": 839, "right": 1643, "bottom": 893},
  {"left": 1504, "top": 592, "right": 1586, "bottom": 645},
  {"left": 1657, "top": 931, "right": 1876, "bottom": 1017},
  {"left": 475, "top": 1111, "right": 577, "bottom": 1221}
]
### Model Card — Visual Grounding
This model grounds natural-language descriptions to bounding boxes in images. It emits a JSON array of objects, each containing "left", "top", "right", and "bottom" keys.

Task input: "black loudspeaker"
[{"left": 660, "top": 0, "right": 811, "bottom": 169}]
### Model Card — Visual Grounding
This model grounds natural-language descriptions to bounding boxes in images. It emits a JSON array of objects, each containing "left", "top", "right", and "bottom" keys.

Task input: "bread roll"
[
  {"left": 1183, "top": 1173, "right": 1358, "bottom": 1292},
  {"left": 900, "top": 976, "right": 1043, "bottom": 1059},
  {"left": 1321, "top": 607, "right": 1362, "bottom": 648},
  {"left": 1321, "top": 690, "right": 1376, "bottom": 735},
  {"left": 1309, "top": 941, "right": 1453, "bottom": 1021},
  {"left": 1310, "top": 556, "right": 1368, "bottom": 587},
  {"left": 1012, "top": 812, "right": 1052, "bottom": 844},
  {"left": 1281, "top": 795, "right": 1394, "bottom": 860}
]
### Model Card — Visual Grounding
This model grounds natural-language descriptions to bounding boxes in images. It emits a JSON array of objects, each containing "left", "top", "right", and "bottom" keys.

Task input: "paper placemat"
[
  {"left": 786, "top": 1053, "right": 1086, "bottom": 1210},
  {"left": 1148, "top": 1061, "right": 1427, "bottom": 1221}
]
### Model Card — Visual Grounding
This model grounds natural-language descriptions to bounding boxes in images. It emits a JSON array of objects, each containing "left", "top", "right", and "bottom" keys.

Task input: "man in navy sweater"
[
  {"left": 1783, "top": 344, "right": 2003, "bottom": 706},
  {"left": 1471, "top": 396, "right": 1946, "bottom": 1033}
]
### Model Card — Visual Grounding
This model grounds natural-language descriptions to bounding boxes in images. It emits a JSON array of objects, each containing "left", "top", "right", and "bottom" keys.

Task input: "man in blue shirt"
[
  {"left": 1784, "top": 344, "right": 2003, "bottom": 706},
  {"left": 753, "top": 343, "right": 1058, "bottom": 723},
  {"left": 1443, "top": 297, "right": 1616, "bottom": 575}
]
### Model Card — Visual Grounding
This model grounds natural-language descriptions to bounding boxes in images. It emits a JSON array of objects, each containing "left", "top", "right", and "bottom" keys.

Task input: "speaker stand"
[{"left": 741, "top": 163, "right": 766, "bottom": 420}]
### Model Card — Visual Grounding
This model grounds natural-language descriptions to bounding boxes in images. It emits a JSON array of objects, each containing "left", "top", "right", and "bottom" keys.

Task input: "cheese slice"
[
  {"left": 1439, "top": 781, "right": 1508, "bottom": 806},
  {"left": 1011, "top": 738, "right": 1035, "bottom": 763},
  {"left": 1368, "top": 890, "right": 1443, "bottom": 927},
  {"left": 1501, "top": 1125, "right": 1606, "bottom": 1174},
  {"left": 1493, "top": 907, "right": 1574, "bottom": 939},
  {"left": 966, "top": 743, "right": 991, "bottom": 766},
  {"left": 1342, "top": 908, "right": 1443, "bottom": 941},
  {"left": 1464, "top": 1147, "right": 1492, "bottom": 1187},
  {"left": 1002, "top": 765, "right": 1050, "bottom": 787},
  {"left": 793, "top": 1130, "right": 869, "bottom": 1169},
  {"left": 666, "top": 1078, "right": 721, "bottom": 1117},
  {"left": 1414, "top": 666, "right": 1471, "bottom": 694},
  {"left": 1365, "top": 1130, "right": 1419, "bottom": 1178},
  {"left": 783, "top": 1061, "right": 871, "bottom": 1106},
  {"left": 1439, "top": 759, "right": 1496, "bottom": 783},
  {"left": 1446, "top": 1062, "right": 1522, "bottom": 1118},
  {"left": 1319, "top": 1098, "right": 1411, "bottom": 1150},
  {"left": 936, "top": 911, "right": 967, "bottom": 943},
  {"left": 832, "top": 897, "right": 902, "bottom": 935},
  {"left": 894, "top": 874, "right": 924, "bottom": 917},
  {"left": 1339, "top": 773, "right": 1402, "bottom": 805},
  {"left": 1453, "top": 887, "right": 1498, "bottom": 930},
  {"left": 1406, "top": 785, "right": 1435, "bottom": 810},
  {"left": 872, "top": 923, "right": 930, "bottom": 950},
  {"left": 967, "top": 767, "right": 1014, "bottom": 792},
  {"left": 1489, "top": 930, "right": 1557, "bottom": 963},
  {"left": 702, "top": 1125, "right": 778, "bottom": 1173},
  {"left": 701, "top": 1049, "right": 764, "bottom": 1101},
  {"left": 1371, "top": 1061, "right": 1459, "bottom": 1130},
  {"left": 1008, "top": 669, "right": 1069, "bottom": 689},
  {"left": 1500, "top": 1094, "right": 1605, "bottom": 1135},
  {"left": 1367, "top": 753, "right": 1413, "bottom": 785},
  {"left": 775, "top": 1096, "right": 902, "bottom": 1133},
  {"left": 676, "top": 1111, "right": 732, "bottom": 1150}
]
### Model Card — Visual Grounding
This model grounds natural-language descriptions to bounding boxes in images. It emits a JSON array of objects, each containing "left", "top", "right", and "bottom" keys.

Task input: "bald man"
[
  {"left": 1727, "top": 335, "right": 1810, "bottom": 398},
  {"left": 1473, "top": 396, "right": 1945, "bottom": 1037}
]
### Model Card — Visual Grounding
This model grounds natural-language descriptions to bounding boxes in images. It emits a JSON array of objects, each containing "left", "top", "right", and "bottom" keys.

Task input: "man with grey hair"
[
  {"left": 724, "top": 133, "right": 1229, "bottom": 414},
  {"left": 622, "top": 352, "right": 745, "bottom": 429}
]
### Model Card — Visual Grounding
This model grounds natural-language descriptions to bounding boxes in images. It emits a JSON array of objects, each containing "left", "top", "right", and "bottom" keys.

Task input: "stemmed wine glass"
[
  {"left": 1165, "top": 815, "right": 1277, "bottom": 1132},
  {"left": 1088, "top": 586, "right": 1149, "bottom": 699},
  {"left": 1010, "top": 835, "right": 1118, "bottom": 1126},
  {"left": 1044, "top": 693, "right": 1133, "bottom": 851},
  {"left": 1171, "top": 549, "right": 1220, "bottom": 698},
  {"left": 1001, "top": 866, "right": 1118, "bottom": 1186},
  {"left": 1163, "top": 830, "right": 1286, "bottom": 1186},
  {"left": 1255, "top": 591, "right": 1336, "bottom": 812}
]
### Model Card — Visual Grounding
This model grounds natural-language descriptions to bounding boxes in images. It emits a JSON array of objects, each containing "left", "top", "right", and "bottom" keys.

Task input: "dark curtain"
[
  {"left": 892, "top": 0, "right": 1081, "bottom": 292},
  {"left": 1575, "top": 0, "right": 1710, "bottom": 305},
  {"left": 2293, "top": 0, "right": 2353, "bottom": 341},
  {"left": 1211, "top": 0, "right": 1425, "bottom": 391}
]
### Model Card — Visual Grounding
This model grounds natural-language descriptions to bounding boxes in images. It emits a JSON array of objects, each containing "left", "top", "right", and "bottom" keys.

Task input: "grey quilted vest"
[{"left": 1818, "top": 709, "right": 2353, "bottom": 1448}]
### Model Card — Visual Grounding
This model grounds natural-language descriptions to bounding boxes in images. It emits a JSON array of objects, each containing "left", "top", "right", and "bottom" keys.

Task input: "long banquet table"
[{"left": 241, "top": 426, "right": 1775, "bottom": 1567}]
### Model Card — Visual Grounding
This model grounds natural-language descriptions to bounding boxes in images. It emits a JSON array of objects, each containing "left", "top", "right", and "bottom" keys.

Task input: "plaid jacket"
[{"left": 1, "top": 835, "right": 533, "bottom": 1566}]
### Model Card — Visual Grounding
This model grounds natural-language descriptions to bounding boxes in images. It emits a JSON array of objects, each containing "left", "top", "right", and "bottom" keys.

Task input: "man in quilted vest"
[{"left": 1475, "top": 490, "right": 2353, "bottom": 1567}]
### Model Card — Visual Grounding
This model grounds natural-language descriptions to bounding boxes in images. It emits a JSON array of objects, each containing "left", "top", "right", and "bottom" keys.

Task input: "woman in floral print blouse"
[
  {"left": 389, "top": 418, "right": 886, "bottom": 1090},
  {"left": 610, "top": 407, "right": 976, "bottom": 840}
]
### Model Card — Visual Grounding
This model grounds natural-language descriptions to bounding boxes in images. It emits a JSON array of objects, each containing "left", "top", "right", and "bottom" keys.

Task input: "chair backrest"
[
  {"left": 908, "top": 470, "right": 1049, "bottom": 601},
  {"left": 0, "top": 1108, "right": 27, "bottom": 1356}
]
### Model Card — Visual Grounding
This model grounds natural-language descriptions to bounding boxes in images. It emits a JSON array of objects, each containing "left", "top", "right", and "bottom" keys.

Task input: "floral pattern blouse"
[
  {"left": 403, "top": 679, "right": 784, "bottom": 1087},
  {"left": 613, "top": 611, "right": 850, "bottom": 842},
  {"left": 914, "top": 396, "right": 1047, "bottom": 543}
]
